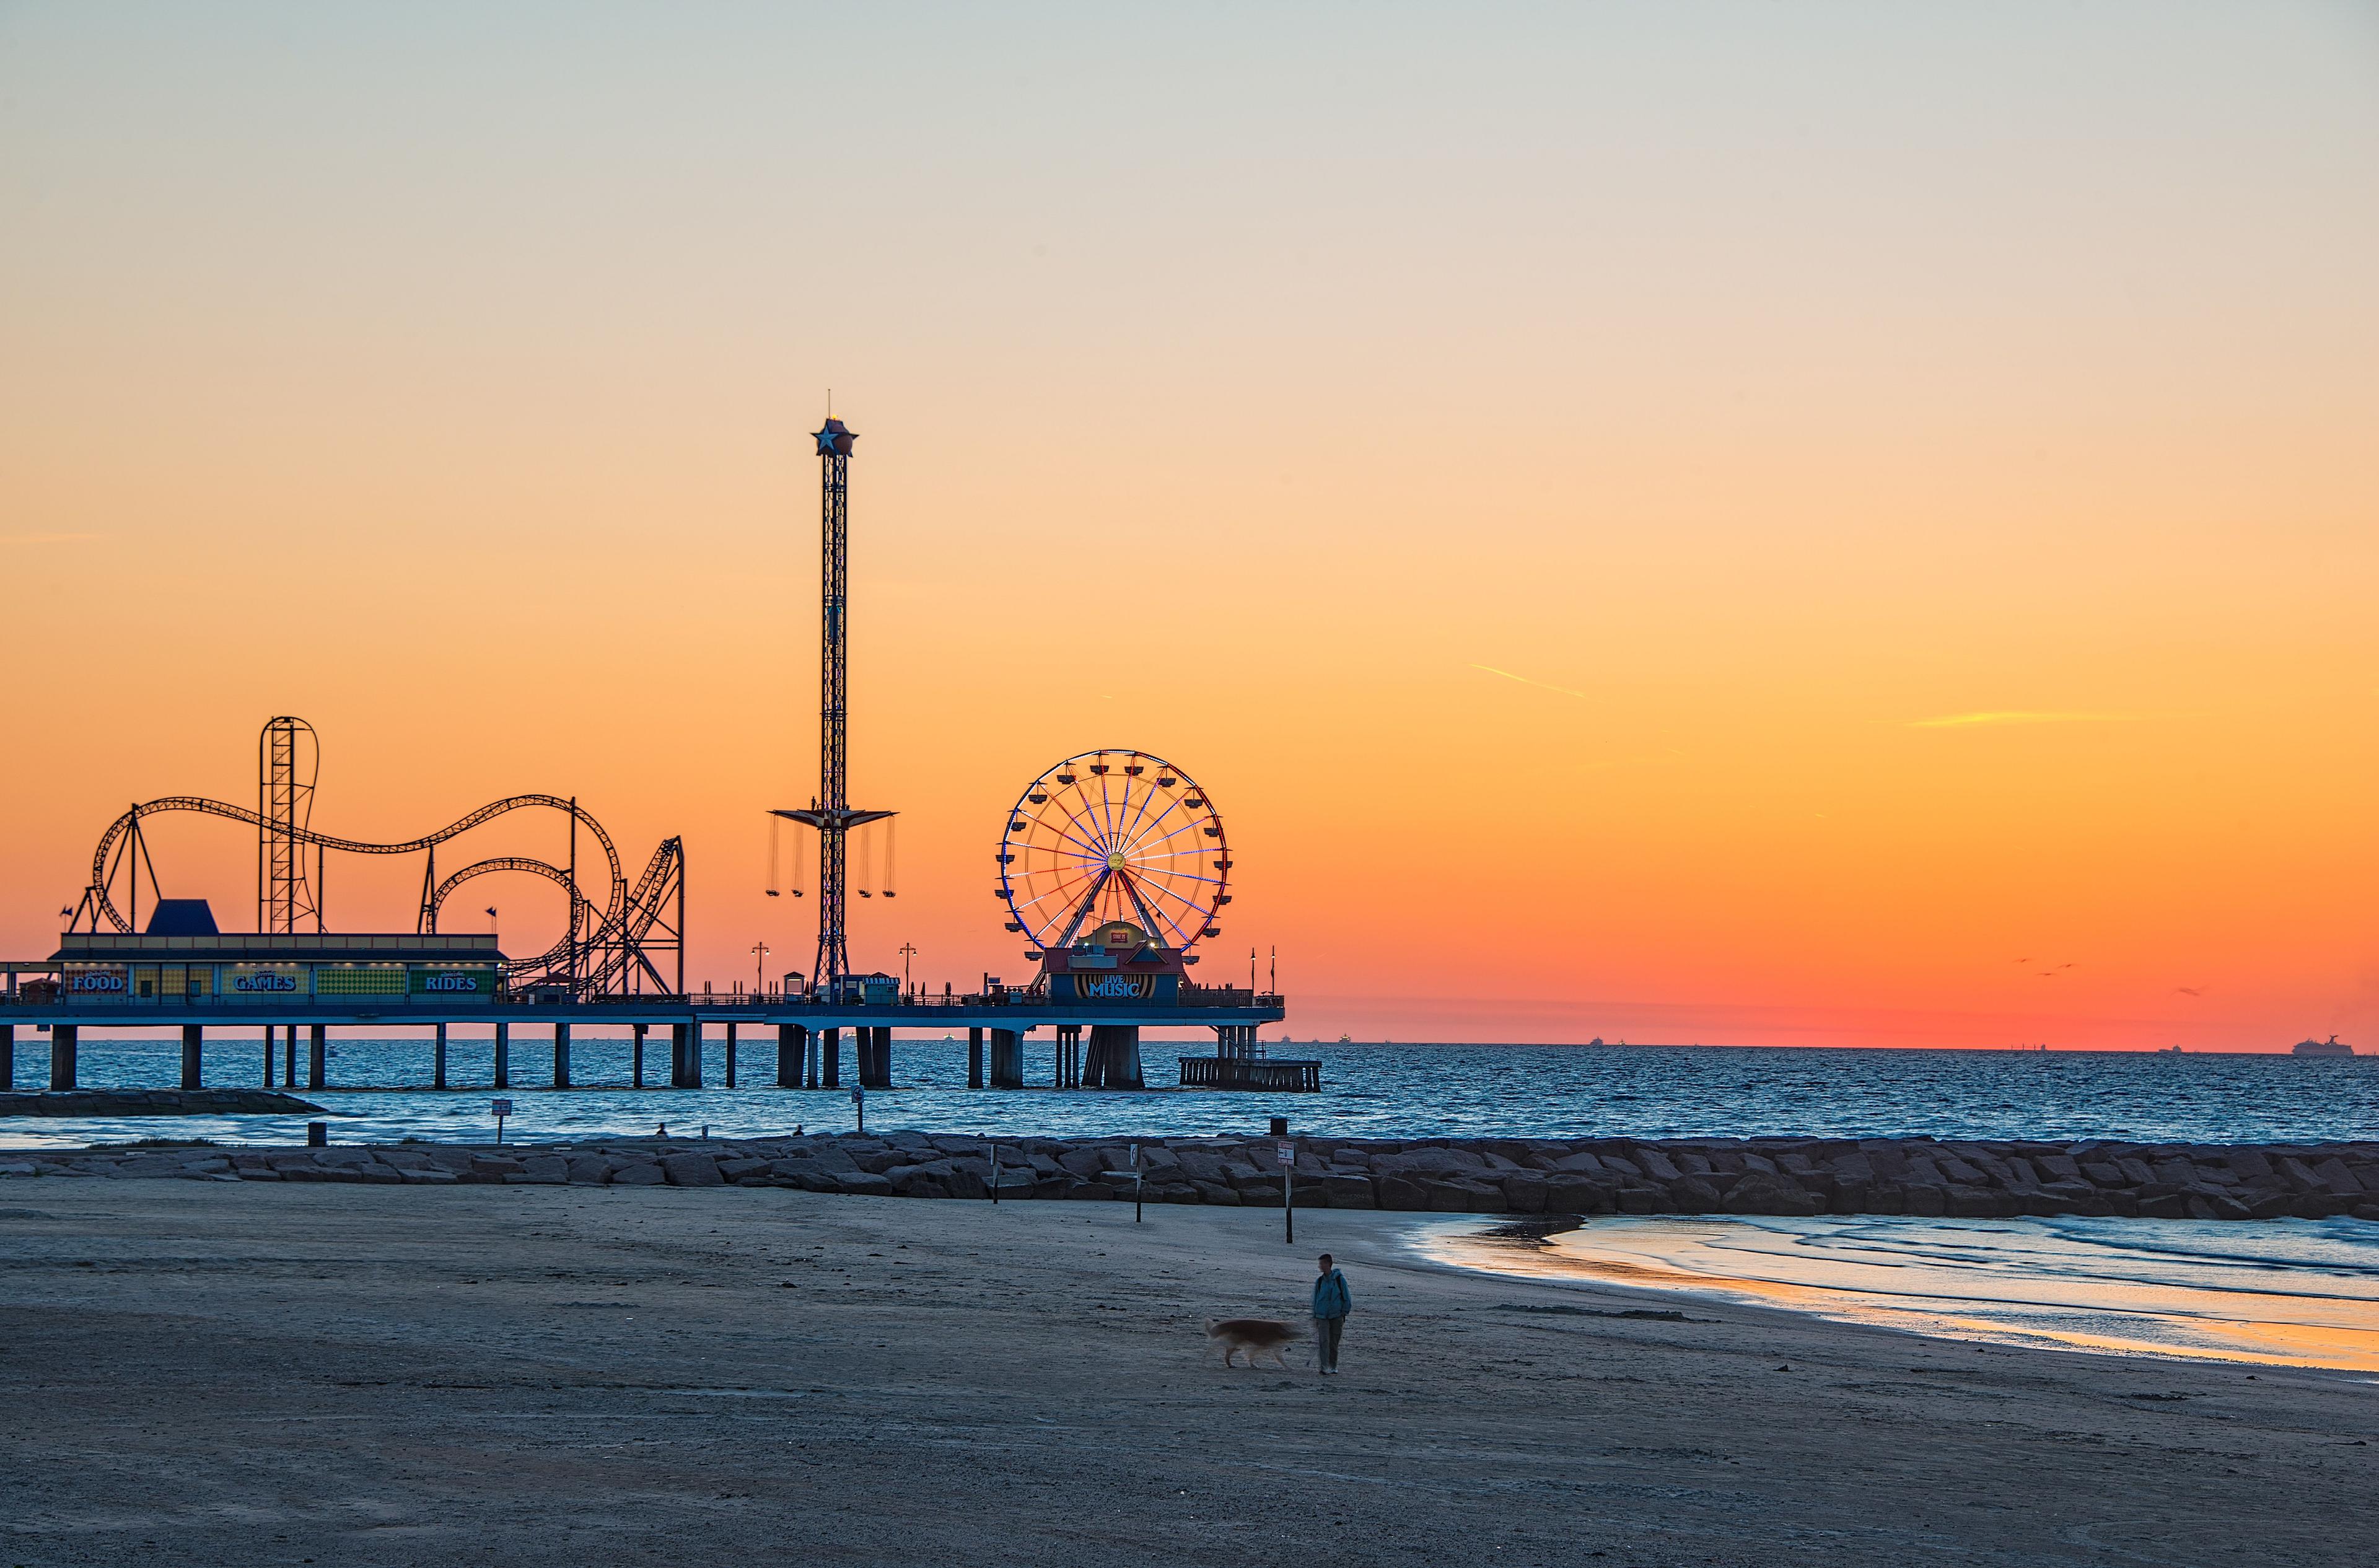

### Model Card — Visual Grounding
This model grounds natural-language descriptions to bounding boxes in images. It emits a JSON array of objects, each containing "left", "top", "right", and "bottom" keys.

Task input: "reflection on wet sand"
[{"left": 1422, "top": 1214, "right": 2379, "bottom": 1373}]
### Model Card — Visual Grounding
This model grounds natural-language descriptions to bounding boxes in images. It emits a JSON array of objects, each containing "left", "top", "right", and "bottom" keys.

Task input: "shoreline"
[
  {"left": 1417, "top": 1212, "right": 2379, "bottom": 1376},
  {"left": 6, "top": 1129, "right": 2375, "bottom": 1222}
]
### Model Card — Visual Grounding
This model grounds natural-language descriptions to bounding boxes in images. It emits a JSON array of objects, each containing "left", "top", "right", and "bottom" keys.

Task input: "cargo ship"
[{"left": 2291, "top": 1035, "right": 2355, "bottom": 1057}]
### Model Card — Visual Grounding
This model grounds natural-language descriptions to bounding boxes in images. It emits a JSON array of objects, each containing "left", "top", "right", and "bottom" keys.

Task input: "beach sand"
[{"left": 1, "top": 1183, "right": 2370, "bottom": 1567}]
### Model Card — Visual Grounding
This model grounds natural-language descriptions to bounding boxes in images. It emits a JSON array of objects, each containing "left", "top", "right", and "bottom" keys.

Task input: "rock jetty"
[
  {"left": 4, "top": 1132, "right": 2377, "bottom": 1221},
  {"left": 0, "top": 1089, "right": 327, "bottom": 1118}
]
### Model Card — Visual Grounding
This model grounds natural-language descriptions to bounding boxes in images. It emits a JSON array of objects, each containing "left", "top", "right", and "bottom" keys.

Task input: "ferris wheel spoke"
[
  {"left": 1029, "top": 815, "right": 1108, "bottom": 858},
  {"left": 1123, "top": 817, "right": 1213, "bottom": 857},
  {"left": 1051, "top": 790, "right": 1104, "bottom": 850},
  {"left": 1116, "top": 792, "right": 1189, "bottom": 854},
  {"left": 1054, "top": 783, "right": 1112, "bottom": 856}
]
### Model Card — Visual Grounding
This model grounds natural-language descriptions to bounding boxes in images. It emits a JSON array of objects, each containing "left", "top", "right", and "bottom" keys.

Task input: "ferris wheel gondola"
[{"left": 996, "top": 749, "right": 1229, "bottom": 961}]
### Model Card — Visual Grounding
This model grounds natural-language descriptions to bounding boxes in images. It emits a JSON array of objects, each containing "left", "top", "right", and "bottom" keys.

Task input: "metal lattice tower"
[
  {"left": 257, "top": 716, "right": 320, "bottom": 933},
  {"left": 771, "top": 416, "right": 893, "bottom": 992}
]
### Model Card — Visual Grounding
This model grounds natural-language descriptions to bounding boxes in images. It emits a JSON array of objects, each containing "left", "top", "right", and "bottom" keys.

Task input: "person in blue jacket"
[{"left": 1311, "top": 1253, "right": 1352, "bottom": 1374}]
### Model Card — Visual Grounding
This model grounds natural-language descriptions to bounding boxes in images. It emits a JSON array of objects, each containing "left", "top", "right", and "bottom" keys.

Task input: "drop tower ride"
[{"left": 772, "top": 416, "right": 894, "bottom": 994}]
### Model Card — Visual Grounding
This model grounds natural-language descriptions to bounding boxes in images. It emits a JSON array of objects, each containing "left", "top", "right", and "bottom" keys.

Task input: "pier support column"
[
  {"left": 724, "top": 1022, "right": 738, "bottom": 1088},
  {"left": 309, "top": 1023, "right": 327, "bottom": 1090},
  {"left": 180, "top": 1025, "right": 203, "bottom": 1090},
  {"left": 859, "top": 1027, "right": 890, "bottom": 1089},
  {"left": 1087, "top": 1025, "right": 1144, "bottom": 1089},
  {"left": 820, "top": 1027, "right": 840, "bottom": 1088},
  {"left": 989, "top": 1028, "right": 1022, "bottom": 1089},
  {"left": 553, "top": 1022, "right": 571, "bottom": 1088},
  {"left": 632, "top": 1023, "right": 647, "bottom": 1088},
  {"left": 670, "top": 1022, "right": 701, "bottom": 1088},
  {"left": 50, "top": 1023, "right": 77, "bottom": 1090},
  {"left": 805, "top": 1028, "right": 819, "bottom": 1088},
  {"left": 1, "top": 1024, "right": 13, "bottom": 1090},
  {"left": 776, "top": 1023, "right": 804, "bottom": 1088},
  {"left": 966, "top": 1027, "right": 983, "bottom": 1089},
  {"left": 283, "top": 1025, "right": 297, "bottom": 1087},
  {"left": 434, "top": 1023, "right": 449, "bottom": 1088},
  {"left": 493, "top": 1022, "right": 509, "bottom": 1090}
]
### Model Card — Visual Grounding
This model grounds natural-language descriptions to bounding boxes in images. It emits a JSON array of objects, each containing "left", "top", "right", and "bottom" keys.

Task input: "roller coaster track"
[{"left": 79, "top": 795, "right": 686, "bottom": 997}]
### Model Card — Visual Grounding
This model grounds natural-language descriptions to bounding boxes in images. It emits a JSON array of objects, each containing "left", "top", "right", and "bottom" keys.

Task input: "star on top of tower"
[{"left": 813, "top": 418, "right": 856, "bottom": 457}]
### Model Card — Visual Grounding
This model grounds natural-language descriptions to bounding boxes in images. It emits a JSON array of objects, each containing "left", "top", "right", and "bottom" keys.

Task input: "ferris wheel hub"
[{"left": 1106, "top": 849, "right": 1127, "bottom": 870}]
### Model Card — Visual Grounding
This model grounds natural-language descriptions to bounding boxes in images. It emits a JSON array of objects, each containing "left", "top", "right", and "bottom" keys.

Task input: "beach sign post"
[
  {"left": 851, "top": 1084, "right": 865, "bottom": 1135},
  {"left": 490, "top": 1098, "right": 514, "bottom": 1144},
  {"left": 1277, "top": 1139, "right": 1295, "bottom": 1244}
]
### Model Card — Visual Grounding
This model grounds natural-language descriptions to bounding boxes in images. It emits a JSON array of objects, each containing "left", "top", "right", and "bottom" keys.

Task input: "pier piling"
[
  {"left": 180, "top": 1025, "right": 202, "bottom": 1090},
  {"left": 724, "top": 1021, "right": 738, "bottom": 1088},
  {"left": 632, "top": 1023, "right": 646, "bottom": 1088},
  {"left": 309, "top": 1023, "right": 327, "bottom": 1090},
  {"left": 821, "top": 1027, "right": 840, "bottom": 1088},
  {"left": 967, "top": 1026, "right": 983, "bottom": 1088},
  {"left": 433, "top": 1022, "right": 449, "bottom": 1089},
  {"left": 1, "top": 1023, "right": 12, "bottom": 1090},
  {"left": 283, "top": 1025, "right": 297, "bottom": 1088},
  {"left": 776, "top": 1023, "right": 803, "bottom": 1088},
  {"left": 493, "top": 1021, "right": 509, "bottom": 1090},
  {"left": 50, "top": 1023, "right": 77, "bottom": 1090},
  {"left": 989, "top": 1027, "right": 1022, "bottom": 1089},
  {"left": 553, "top": 1022, "right": 571, "bottom": 1088}
]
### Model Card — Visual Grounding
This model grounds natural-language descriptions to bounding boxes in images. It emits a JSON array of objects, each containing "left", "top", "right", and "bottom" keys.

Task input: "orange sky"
[{"left": 3, "top": 4, "right": 2375, "bottom": 1048}]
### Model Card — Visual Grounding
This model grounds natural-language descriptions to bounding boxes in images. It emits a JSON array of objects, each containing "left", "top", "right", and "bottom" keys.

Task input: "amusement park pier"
[{"left": 2, "top": 413, "right": 1301, "bottom": 1099}]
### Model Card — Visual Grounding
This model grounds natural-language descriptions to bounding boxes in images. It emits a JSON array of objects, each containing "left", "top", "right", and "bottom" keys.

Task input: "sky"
[{"left": 3, "top": 2, "right": 2376, "bottom": 1049}]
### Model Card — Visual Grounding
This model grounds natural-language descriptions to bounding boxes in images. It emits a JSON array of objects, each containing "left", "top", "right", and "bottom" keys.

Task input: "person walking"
[{"left": 1311, "top": 1253, "right": 1352, "bottom": 1374}]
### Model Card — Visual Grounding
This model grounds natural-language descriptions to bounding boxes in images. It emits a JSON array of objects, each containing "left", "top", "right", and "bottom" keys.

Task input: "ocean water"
[
  {"left": 1421, "top": 1212, "right": 2379, "bottom": 1374},
  {"left": 4, "top": 1033, "right": 2373, "bottom": 1150}
]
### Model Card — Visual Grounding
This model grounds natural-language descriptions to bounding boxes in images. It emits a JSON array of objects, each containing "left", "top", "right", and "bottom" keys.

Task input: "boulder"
[
  {"left": 1720, "top": 1172, "right": 1822, "bottom": 1217},
  {"left": 662, "top": 1154, "right": 724, "bottom": 1187},
  {"left": 611, "top": 1162, "right": 667, "bottom": 1186},
  {"left": 1320, "top": 1174, "right": 1377, "bottom": 1209},
  {"left": 1501, "top": 1172, "right": 1550, "bottom": 1214},
  {"left": 1376, "top": 1175, "right": 1430, "bottom": 1211},
  {"left": 1667, "top": 1176, "right": 1722, "bottom": 1214}
]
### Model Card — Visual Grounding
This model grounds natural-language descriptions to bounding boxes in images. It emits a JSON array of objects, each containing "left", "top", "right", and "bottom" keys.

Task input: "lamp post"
[
  {"left": 751, "top": 940, "right": 770, "bottom": 997},
  {"left": 898, "top": 940, "right": 918, "bottom": 997}
]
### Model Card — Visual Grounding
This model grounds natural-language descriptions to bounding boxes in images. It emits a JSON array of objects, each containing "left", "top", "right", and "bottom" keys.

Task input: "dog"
[{"left": 1205, "top": 1316, "right": 1300, "bottom": 1369}]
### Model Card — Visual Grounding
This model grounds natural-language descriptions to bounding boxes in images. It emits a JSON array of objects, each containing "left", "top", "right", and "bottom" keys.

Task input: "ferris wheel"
[{"left": 997, "top": 750, "right": 1230, "bottom": 960}]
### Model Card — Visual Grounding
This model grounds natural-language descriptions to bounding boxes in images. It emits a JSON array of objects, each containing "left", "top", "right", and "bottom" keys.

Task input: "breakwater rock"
[
  {"left": 0, "top": 1089, "right": 327, "bottom": 1118},
  {"left": 6, "top": 1132, "right": 2378, "bottom": 1220}
]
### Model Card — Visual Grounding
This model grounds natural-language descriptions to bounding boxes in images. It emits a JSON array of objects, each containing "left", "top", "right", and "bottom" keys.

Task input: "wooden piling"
[
  {"left": 180, "top": 1024, "right": 202, "bottom": 1090},
  {"left": 553, "top": 1022, "right": 571, "bottom": 1088},
  {"left": 966, "top": 1026, "right": 983, "bottom": 1088},
  {"left": 433, "top": 1022, "right": 449, "bottom": 1089},
  {"left": 50, "top": 1023, "right": 78, "bottom": 1090},
  {"left": 309, "top": 1023, "right": 328, "bottom": 1090}
]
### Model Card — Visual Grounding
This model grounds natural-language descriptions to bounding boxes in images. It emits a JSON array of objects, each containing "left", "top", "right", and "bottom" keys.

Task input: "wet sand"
[{"left": 2, "top": 1183, "right": 2372, "bottom": 1567}]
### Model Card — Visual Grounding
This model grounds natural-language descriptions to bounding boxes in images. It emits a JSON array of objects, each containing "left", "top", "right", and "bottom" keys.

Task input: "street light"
[
  {"left": 898, "top": 940, "right": 918, "bottom": 996},
  {"left": 751, "top": 940, "right": 770, "bottom": 997}
]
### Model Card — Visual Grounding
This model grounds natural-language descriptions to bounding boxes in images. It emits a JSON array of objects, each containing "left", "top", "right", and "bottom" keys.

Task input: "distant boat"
[
  {"left": 2292, "top": 1035, "right": 2355, "bottom": 1058},
  {"left": 2157, "top": 1045, "right": 2184, "bottom": 1055},
  {"left": 1338, "top": 1033, "right": 1351, "bottom": 1045}
]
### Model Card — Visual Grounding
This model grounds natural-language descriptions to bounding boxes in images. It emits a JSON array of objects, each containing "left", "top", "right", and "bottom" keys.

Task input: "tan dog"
[{"left": 1205, "top": 1316, "right": 1300, "bottom": 1369}]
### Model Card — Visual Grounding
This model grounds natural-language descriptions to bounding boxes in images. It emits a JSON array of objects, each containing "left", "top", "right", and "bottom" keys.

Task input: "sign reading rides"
[{"left": 410, "top": 967, "right": 497, "bottom": 997}]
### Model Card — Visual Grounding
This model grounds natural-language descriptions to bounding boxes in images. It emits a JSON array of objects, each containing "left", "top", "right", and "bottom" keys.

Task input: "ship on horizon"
[{"left": 2291, "top": 1035, "right": 2355, "bottom": 1058}]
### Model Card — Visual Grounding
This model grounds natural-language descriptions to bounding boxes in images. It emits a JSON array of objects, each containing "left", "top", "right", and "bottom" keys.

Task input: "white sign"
[
  {"left": 490, "top": 1098, "right": 514, "bottom": 1117},
  {"left": 1276, "top": 1141, "right": 1294, "bottom": 1168}
]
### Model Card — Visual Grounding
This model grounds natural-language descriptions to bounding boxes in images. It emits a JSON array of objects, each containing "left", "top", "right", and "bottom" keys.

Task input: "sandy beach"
[{"left": 1, "top": 1183, "right": 2371, "bottom": 1567}]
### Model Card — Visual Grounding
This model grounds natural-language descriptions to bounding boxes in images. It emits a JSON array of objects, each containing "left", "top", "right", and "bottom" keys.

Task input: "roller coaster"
[{"left": 68, "top": 719, "right": 685, "bottom": 998}]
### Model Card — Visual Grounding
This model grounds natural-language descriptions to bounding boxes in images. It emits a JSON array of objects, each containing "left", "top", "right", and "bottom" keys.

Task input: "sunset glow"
[{"left": 4, "top": 4, "right": 2374, "bottom": 1050}]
